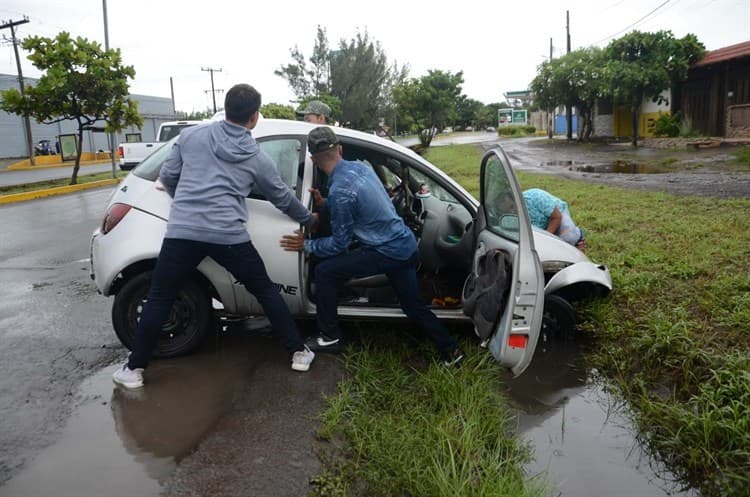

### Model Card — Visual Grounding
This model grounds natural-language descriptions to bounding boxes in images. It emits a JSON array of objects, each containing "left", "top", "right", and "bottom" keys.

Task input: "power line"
[
  {"left": 201, "top": 67, "right": 223, "bottom": 114},
  {"left": 592, "top": 0, "right": 674, "bottom": 45},
  {"left": 1, "top": 16, "right": 35, "bottom": 164}
]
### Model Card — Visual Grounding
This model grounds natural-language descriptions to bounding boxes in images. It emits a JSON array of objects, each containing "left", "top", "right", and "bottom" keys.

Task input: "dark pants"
[
  {"left": 128, "top": 238, "right": 304, "bottom": 369},
  {"left": 314, "top": 248, "right": 458, "bottom": 355}
]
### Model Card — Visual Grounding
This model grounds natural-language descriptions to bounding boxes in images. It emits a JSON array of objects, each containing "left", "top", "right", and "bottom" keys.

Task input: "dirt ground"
[{"left": 490, "top": 137, "right": 750, "bottom": 199}]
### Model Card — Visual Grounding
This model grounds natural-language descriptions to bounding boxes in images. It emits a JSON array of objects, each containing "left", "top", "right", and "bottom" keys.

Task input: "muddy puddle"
[
  {"left": 542, "top": 160, "right": 674, "bottom": 174},
  {"left": 0, "top": 331, "right": 251, "bottom": 497},
  {"left": 1, "top": 326, "right": 699, "bottom": 497},
  {"left": 507, "top": 333, "right": 698, "bottom": 497}
]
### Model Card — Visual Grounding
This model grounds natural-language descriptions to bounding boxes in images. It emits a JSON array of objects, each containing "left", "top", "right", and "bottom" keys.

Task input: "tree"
[
  {"left": 276, "top": 27, "right": 407, "bottom": 130},
  {"left": 394, "top": 70, "right": 464, "bottom": 147},
  {"left": 455, "top": 97, "right": 484, "bottom": 129},
  {"left": 0, "top": 32, "right": 142, "bottom": 184},
  {"left": 275, "top": 25, "right": 329, "bottom": 99},
  {"left": 531, "top": 48, "right": 606, "bottom": 142},
  {"left": 260, "top": 103, "right": 297, "bottom": 120},
  {"left": 604, "top": 30, "right": 704, "bottom": 146}
]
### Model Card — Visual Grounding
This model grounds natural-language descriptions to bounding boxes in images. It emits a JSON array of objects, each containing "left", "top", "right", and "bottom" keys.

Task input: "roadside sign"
[
  {"left": 512, "top": 109, "right": 527, "bottom": 124},
  {"left": 498, "top": 108, "right": 513, "bottom": 126}
]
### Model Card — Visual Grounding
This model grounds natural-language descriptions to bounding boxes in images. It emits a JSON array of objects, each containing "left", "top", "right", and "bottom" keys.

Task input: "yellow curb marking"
[{"left": 0, "top": 179, "right": 120, "bottom": 205}]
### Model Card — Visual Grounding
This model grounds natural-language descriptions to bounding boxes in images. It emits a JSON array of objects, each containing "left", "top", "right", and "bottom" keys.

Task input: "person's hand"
[
  {"left": 310, "top": 212, "right": 320, "bottom": 233},
  {"left": 280, "top": 230, "right": 305, "bottom": 252},
  {"left": 309, "top": 188, "right": 325, "bottom": 209},
  {"left": 154, "top": 178, "right": 166, "bottom": 191}
]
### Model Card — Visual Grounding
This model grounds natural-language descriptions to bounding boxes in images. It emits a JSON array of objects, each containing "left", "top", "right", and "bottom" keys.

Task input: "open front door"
[{"left": 472, "top": 148, "right": 544, "bottom": 376}]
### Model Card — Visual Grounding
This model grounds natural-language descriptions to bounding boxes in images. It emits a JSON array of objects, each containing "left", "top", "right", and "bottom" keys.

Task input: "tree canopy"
[
  {"left": 393, "top": 70, "right": 464, "bottom": 147},
  {"left": 531, "top": 47, "right": 606, "bottom": 142},
  {"left": 276, "top": 26, "right": 407, "bottom": 129},
  {"left": 531, "top": 30, "right": 704, "bottom": 145},
  {"left": 0, "top": 31, "right": 142, "bottom": 183},
  {"left": 604, "top": 30, "right": 704, "bottom": 145}
]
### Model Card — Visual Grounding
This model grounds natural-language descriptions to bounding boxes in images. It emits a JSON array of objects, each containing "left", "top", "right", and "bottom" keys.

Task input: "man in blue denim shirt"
[{"left": 280, "top": 126, "right": 464, "bottom": 366}]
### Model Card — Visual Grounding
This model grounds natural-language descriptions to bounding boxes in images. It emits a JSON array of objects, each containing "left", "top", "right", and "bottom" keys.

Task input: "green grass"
[
  {"left": 312, "top": 329, "right": 546, "bottom": 497},
  {"left": 314, "top": 142, "right": 750, "bottom": 497},
  {"left": 0, "top": 170, "right": 124, "bottom": 196}
]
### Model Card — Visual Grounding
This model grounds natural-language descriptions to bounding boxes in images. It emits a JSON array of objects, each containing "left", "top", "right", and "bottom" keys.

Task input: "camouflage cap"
[
  {"left": 298, "top": 100, "right": 331, "bottom": 118},
  {"left": 307, "top": 126, "right": 340, "bottom": 154}
]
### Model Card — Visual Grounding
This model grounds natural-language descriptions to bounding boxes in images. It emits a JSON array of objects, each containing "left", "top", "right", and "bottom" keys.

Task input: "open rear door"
[{"left": 473, "top": 148, "right": 544, "bottom": 376}]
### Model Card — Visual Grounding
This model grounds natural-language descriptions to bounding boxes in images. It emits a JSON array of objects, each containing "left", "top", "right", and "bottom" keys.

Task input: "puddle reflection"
[
  {"left": 542, "top": 160, "right": 671, "bottom": 174},
  {"left": 507, "top": 333, "right": 697, "bottom": 497},
  {"left": 0, "top": 331, "right": 250, "bottom": 497}
]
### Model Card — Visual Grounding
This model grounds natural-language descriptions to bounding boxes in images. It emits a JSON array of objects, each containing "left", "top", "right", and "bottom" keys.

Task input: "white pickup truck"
[{"left": 118, "top": 120, "right": 202, "bottom": 170}]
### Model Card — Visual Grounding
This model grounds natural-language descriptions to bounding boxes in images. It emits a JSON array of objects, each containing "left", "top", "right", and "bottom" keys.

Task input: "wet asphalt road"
[{"left": 0, "top": 187, "right": 342, "bottom": 497}]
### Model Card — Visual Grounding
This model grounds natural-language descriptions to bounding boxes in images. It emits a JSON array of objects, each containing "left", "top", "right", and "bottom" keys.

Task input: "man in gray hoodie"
[{"left": 113, "top": 83, "right": 316, "bottom": 389}]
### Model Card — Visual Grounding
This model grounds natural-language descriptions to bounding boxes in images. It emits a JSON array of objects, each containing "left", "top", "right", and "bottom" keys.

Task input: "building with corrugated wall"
[{"left": 0, "top": 73, "right": 177, "bottom": 159}]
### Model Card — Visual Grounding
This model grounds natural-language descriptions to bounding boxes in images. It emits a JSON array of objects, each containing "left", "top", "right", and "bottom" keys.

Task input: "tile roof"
[{"left": 694, "top": 40, "right": 750, "bottom": 67}]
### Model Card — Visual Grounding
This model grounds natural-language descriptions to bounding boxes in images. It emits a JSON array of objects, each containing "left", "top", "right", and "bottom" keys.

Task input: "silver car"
[{"left": 90, "top": 119, "right": 612, "bottom": 376}]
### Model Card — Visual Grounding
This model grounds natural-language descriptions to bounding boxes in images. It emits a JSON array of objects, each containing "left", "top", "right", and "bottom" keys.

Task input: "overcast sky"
[{"left": 1, "top": 0, "right": 747, "bottom": 114}]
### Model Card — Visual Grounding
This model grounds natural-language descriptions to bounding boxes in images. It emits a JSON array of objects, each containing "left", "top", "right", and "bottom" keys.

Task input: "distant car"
[
  {"left": 89, "top": 119, "right": 611, "bottom": 376},
  {"left": 34, "top": 139, "right": 54, "bottom": 156},
  {"left": 486, "top": 126, "right": 496, "bottom": 133}
]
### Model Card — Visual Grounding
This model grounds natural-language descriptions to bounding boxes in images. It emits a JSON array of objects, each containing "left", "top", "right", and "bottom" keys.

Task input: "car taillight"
[
  {"left": 102, "top": 203, "right": 132, "bottom": 234},
  {"left": 118, "top": 145, "right": 123, "bottom": 158}
]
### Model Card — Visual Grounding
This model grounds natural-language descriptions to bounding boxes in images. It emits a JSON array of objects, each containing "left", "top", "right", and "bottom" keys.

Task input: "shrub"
[
  {"left": 497, "top": 125, "right": 536, "bottom": 137},
  {"left": 653, "top": 112, "right": 681, "bottom": 137}
]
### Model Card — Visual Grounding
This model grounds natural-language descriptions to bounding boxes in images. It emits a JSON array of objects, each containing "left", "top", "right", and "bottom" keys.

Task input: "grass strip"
[
  {"left": 314, "top": 142, "right": 749, "bottom": 497},
  {"left": 0, "top": 170, "right": 126, "bottom": 196}
]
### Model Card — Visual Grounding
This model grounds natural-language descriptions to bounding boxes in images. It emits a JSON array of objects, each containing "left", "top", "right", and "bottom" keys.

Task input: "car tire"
[
  {"left": 542, "top": 294, "right": 576, "bottom": 338},
  {"left": 112, "top": 272, "right": 213, "bottom": 358}
]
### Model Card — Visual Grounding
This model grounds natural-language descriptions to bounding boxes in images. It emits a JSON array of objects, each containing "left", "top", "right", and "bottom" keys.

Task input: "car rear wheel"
[
  {"left": 542, "top": 294, "right": 576, "bottom": 337},
  {"left": 112, "top": 271, "right": 213, "bottom": 358}
]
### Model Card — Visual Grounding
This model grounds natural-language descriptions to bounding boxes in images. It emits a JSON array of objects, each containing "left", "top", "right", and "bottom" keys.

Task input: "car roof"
[{"left": 253, "top": 119, "right": 422, "bottom": 161}]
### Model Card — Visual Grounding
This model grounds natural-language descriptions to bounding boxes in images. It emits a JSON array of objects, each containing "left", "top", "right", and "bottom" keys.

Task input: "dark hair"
[{"left": 224, "top": 84, "right": 261, "bottom": 125}]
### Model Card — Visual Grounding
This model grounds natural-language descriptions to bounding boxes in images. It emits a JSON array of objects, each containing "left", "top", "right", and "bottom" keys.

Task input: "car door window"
[
  {"left": 482, "top": 155, "right": 520, "bottom": 242},
  {"left": 251, "top": 138, "right": 304, "bottom": 199}
]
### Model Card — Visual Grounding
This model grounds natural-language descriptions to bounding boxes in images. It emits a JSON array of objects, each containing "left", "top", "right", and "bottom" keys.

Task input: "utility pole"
[
  {"left": 548, "top": 37, "right": 554, "bottom": 139},
  {"left": 102, "top": 0, "right": 117, "bottom": 178},
  {"left": 169, "top": 77, "right": 176, "bottom": 116},
  {"left": 566, "top": 10, "right": 573, "bottom": 141},
  {"left": 202, "top": 67, "right": 223, "bottom": 114},
  {"left": 1, "top": 17, "right": 35, "bottom": 165}
]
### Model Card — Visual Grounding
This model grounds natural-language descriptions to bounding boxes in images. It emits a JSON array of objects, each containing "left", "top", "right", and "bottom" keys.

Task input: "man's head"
[
  {"left": 307, "top": 126, "right": 341, "bottom": 168},
  {"left": 224, "top": 84, "right": 261, "bottom": 127},
  {"left": 299, "top": 100, "right": 331, "bottom": 124}
]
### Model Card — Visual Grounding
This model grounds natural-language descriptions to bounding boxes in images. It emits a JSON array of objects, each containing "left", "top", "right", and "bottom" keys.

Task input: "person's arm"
[
  {"left": 159, "top": 141, "right": 183, "bottom": 198},
  {"left": 546, "top": 206, "right": 562, "bottom": 234},
  {"left": 302, "top": 193, "right": 355, "bottom": 257}
]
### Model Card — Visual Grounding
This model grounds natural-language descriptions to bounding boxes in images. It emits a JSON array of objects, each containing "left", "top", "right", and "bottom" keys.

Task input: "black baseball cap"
[{"left": 307, "top": 126, "right": 340, "bottom": 154}]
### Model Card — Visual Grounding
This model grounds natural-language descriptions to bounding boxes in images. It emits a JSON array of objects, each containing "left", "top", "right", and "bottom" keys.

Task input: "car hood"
[{"left": 532, "top": 227, "right": 590, "bottom": 264}]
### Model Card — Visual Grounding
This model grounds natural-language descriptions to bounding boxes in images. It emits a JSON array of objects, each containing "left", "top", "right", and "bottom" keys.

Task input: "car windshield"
[{"left": 132, "top": 137, "right": 177, "bottom": 181}]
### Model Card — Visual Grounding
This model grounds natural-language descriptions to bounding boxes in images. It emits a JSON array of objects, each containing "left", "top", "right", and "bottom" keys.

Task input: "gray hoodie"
[{"left": 160, "top": 120, "right": 311, "bottom": 244}]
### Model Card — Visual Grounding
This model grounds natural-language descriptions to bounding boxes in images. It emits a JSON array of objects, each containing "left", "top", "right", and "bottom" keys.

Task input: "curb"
[
  {"left": 5, "top": 159, "right": 116, "bottom": 171},
  {"left": 0, "top": 179, "right": 120, "bottom": 205}
]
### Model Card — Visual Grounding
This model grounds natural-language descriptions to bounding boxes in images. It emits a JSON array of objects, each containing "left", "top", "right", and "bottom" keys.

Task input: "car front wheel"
[
  {"left": 542, "top": 294, "right": 576, "bottom": 337},
  {"left": 112, "top": 271, "right": 213, "bottom": 358}
]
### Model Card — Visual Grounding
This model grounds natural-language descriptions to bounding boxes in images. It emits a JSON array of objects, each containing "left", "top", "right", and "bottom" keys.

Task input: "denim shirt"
[{"left": 304, "top": 159, "right": 417, "bottom": 260}]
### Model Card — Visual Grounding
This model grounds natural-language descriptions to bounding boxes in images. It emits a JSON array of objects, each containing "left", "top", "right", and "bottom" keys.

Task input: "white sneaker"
[
  {"left": 291, "top": 346, "right": 315, "bottom": 372},
  {"left": 112, "top": 363, "right": 144, "bottom": 389}
]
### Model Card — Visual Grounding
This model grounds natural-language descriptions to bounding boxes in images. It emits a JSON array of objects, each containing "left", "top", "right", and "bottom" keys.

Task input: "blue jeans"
[
  {"left": 313, "top": 248, "right": 458, "bottom": 355},
  {"left": 128, "top": 238, "right": 304, "bottom": 369}
]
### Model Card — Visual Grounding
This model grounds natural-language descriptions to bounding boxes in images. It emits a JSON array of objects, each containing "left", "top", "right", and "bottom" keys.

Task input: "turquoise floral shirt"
[{"left": 523, "top": 188, "right": 569, "bottom": 229}]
